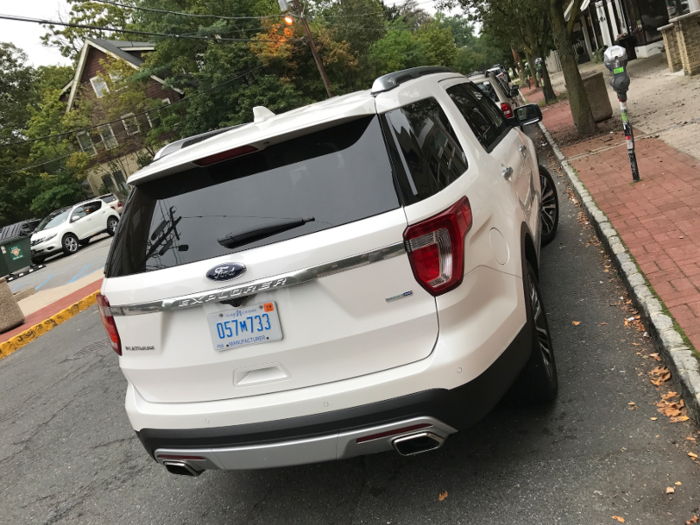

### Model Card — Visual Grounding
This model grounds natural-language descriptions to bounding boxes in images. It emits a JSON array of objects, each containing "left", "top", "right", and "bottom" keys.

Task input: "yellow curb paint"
[{"left": 0, "top": 290, "right": 100, "bottom": 361}]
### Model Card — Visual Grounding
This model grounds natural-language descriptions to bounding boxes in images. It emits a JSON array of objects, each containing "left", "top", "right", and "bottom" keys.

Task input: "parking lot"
[{"left": 9, "top": 234, "right": 112, "bottom": 295}]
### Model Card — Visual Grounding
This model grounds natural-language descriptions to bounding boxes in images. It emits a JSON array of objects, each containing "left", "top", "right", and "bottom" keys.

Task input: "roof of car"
[{"left": 127, "top": 70, "right": 466, "bottom": 185}]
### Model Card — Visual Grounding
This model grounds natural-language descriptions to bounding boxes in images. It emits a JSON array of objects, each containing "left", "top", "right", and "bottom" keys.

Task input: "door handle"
[
  {"left": 518, "top": 144, "right": 527, "bottom": 156},
  {"left": 502, "top": 166, "right": 513, "bottom": 180}
]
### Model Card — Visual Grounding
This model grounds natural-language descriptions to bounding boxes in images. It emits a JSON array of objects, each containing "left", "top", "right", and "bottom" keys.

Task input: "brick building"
[{"left": 60, "top": 38, "right": 182, "bottom": 197}]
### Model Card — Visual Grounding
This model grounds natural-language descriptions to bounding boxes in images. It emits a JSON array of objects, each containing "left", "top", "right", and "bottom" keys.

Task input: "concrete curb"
[
  {"left": 0, "top": 291, "right": 100, "bottom": 362},
  {"left": 537, "top": 120, "right": 700, "bottom": 423}
]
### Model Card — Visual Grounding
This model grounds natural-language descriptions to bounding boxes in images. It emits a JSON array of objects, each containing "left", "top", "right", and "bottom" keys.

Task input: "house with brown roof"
[{"left": 60, "top": 38, "right": 182, "bottom": 196}]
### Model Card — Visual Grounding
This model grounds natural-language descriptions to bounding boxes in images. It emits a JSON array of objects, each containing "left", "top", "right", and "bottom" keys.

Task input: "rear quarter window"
[{"left": 105, "top": 116, "right": 400, "bottom": 277}]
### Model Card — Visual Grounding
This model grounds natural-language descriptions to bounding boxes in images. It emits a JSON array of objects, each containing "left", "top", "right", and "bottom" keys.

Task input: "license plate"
[{"left": 208, "top": 302, "right": 283, "bottom": 352}]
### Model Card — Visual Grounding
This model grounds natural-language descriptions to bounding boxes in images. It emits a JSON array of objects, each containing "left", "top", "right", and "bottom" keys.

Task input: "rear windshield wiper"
[{"left": 217, "top": 217, "right": 315, "bottom": 249}]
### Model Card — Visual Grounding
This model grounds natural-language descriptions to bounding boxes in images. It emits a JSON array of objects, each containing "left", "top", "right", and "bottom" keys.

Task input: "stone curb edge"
[
  {"left": 537, "top": 120, "right": 700, "bottom": 423},
  {"left": 0, "top": 291, "right": 100, "bottom": 362}
]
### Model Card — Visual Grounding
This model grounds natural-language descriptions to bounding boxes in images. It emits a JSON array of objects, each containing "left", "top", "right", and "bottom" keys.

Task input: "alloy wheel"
[
  {"left": 529, "top": 273, "right": 554, "bottom": 381},
  {"left": 108, "top": 218, "right": 118, "bottom": 235},
  {"left": 540, "top": 172, "right": 557, "bottom": 238},
  {"left": 64, "top": 236, "right": 78, "bottom": 253}
]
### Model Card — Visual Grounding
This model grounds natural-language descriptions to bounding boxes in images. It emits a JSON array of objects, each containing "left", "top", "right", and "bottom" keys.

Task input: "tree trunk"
[
  {"left": 549, "top": 0, "right": 597, "bottom": 135},
  {"left": 526, "top": 52, "right": 540, "bottom": 88},
  {"left": 519, "top": 58, "right": 528, "bottom": 87},
  {"left": 535, "top": 47, "right": 557, "bottom": 102}
]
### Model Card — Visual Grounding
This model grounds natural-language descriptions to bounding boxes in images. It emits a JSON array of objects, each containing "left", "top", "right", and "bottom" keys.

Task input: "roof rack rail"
[{"left": 370, "top": 66, "right": 454, "bottom": 95}]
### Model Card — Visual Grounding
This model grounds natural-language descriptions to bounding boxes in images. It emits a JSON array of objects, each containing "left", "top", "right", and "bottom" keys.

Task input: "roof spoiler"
[
  {"left": 152, "top": 125, "right": 245, "bottom": 163},
  {"left": 370, "top": 66, "right": 454, "bottom": 95}
]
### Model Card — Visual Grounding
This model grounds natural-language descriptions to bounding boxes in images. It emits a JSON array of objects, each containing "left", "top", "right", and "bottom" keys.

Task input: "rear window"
[
  {"left": 100, "top": 194, "right": 117, "bottom": 203},
  {"left": 105, "top": 116, "right": 400, "bottom": 277}
]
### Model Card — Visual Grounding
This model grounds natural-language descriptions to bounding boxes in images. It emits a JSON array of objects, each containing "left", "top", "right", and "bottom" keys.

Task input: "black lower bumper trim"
[{"left": 137, "top": 322, "right": 532, "bottom": 459}]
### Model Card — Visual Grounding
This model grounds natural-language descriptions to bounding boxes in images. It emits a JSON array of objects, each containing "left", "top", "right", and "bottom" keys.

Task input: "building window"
[
  {"left": 90, "top": 76, "right": 109, "bottom": 98},
  {"left": 98, "top": 124, "right": 118, "bottom": 150},
  {"left": 121, "top": 113, "right": 141, "bottom": 135},
  {"left": 76, "top": 132, "right": 96, "bottom": 157}
]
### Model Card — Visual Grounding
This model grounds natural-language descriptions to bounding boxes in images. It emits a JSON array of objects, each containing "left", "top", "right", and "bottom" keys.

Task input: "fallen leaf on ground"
[
  {"left": 666, "top": 487, "right": 675, "bottom": 494},
  {"left": 671, "top": 416, "right": 690, "bottom": 423},
  {"left": 688, "top": 452, "right": 698, "bottom": 460},
  {"left": 686, "top": 515, "right": 699, "bottom": 524},
  {"left": 572, "top": 321, "right": 581, "bottom": 326},
  {"left": 649, "top": 367, "right": 671, "bottom": 386},
  {"left": 632, "top": 342, "right": 640, "bottom": 346},
  {"left": 675, "top": 481, "right": 682, "bottom": 485},
  {"left": 628, "top": 402, "right": 638, "bottom": 410},
  {"left": 687, "top": 436, "right": 697, "bottom": 442},
  {"left": 438, "top": 491, "right": 448, "bottom": 501},
  {"left": 649, "top": 353, "right": 662, "bottom": 361},
  {"left": 651, "top": 417, "right": 658, "bottom": 421},
  {"left": 662, "top": 391, "right": 678, "bottom": 400},
  {"left": 611, "top": 517, "right": 625, "bottom": 523},
  {"left": 599, "top": 322, "right": 608, "bottom": 326}
]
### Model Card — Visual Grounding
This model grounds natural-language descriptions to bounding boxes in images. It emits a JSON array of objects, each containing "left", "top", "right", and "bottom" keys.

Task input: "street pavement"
[
  {"left": 0, "top": 127, "right": 699, "bottom": 524},
  {"left": 9, "top": 234, "right": 111, "bottom": 296}
]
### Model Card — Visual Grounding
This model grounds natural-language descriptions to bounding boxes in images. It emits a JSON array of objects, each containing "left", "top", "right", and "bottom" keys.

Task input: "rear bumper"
[{"left": 137, "top": 320, "right": 531, "bottom": 470}]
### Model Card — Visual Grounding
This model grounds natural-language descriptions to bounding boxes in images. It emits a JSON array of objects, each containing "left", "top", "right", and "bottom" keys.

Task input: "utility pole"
[{"left": 291, "top": 0, "right": 333, "bottom": 98}]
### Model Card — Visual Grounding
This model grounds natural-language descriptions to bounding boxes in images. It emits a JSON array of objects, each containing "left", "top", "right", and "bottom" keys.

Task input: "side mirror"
[
  {"left": 71, "top": 215, "right": 81, "bottom": 222},
  {"left": 509, "top": 87, "right": 520, "bottom": 98},
  {"left": 515, "top": 104, "right": 543, "bottom": 126}
]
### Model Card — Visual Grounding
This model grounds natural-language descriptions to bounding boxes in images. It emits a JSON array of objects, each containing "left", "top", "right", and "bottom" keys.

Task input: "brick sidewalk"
[{"left": 539, "top": 100, "right": 700, "bottom": 350}]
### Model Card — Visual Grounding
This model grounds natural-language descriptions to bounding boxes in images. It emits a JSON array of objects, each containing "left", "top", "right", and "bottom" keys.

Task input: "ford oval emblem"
[{"left": 206, "top": 263, "right": 246, "bottom": 282}]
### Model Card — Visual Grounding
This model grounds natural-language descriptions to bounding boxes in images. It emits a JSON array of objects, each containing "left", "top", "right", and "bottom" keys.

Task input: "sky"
[
  {"left": 1, "top": 0, "right": 454, "bottom": 69},
  {"left": 1, "top": 0, "right": 72, "bottom": 67}
]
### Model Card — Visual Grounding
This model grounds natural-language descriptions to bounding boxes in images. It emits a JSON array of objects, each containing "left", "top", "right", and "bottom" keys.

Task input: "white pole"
[{"left": 689, "top": 0, "right": 700, "bottom": 12}]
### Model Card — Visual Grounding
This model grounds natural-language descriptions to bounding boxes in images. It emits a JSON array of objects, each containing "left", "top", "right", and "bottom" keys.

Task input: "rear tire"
[
  {"left": 62, "top": 233, "right": 79, "bottom": 256},
  {"left": 107, "top": 216, "right": 119, "bottom": 236},
  {"left": 514, "top": 261, "right": 558, "bottom": 404},
  {"left": 539, "top": 165, "right": 559, "bottom": 246}
]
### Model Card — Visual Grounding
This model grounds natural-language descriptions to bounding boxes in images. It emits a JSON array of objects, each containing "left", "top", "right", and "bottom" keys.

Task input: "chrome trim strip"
[
  {"left": 154, "top": 416, "right": 456, "bottom": 471},
  {"left": 111, "top": 242, "right": 406, "bottom": 316}
]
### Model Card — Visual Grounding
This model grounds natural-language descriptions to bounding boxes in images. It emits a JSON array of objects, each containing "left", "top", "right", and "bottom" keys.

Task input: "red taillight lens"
[
  {"left": 501, "top": 102, "right": 513, "bottom": 119},
  {"left": 404, "top": 197, "right": 473, "bottom": 296},
  {"left": 193, "top": 145, "right": 258, "bottom": 167},
  {"left": 96, "top": 293, "right": 122, "bottom": 356}
]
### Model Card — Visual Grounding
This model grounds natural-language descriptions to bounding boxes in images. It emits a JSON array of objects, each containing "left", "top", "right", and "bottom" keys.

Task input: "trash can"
[
  {"left": 582, "top": 71, "right": 613, "bottom": 123},
  {"left": 0, "top": 235, "right": 32, "bottom": 279},
  {"left": 0, "top": 277, "right": 25, "bottom": 334}
]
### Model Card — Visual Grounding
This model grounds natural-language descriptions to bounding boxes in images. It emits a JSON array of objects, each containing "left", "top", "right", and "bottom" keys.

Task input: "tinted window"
[
  {"left": 476, "top": 81, "right": 499, "bottom": 103},
  {"left": 383, "top": 97, "right": 468, "bottom": 205},
  {"left": 106, "top": 116, "right": 400, "bottom": 277},
  {"left": 101, "top": 194, "right": 117, "bottom": 203},
  {"left": 447, "top": 83, "right": 508, "bottom": 151}
]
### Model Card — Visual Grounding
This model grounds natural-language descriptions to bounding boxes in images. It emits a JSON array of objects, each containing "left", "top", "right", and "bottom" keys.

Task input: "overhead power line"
[
  {"left": 0, "top": 14, "right": 277, "bottom": 42},
  {"left": 1, "top": 153, "right": 74, "bottom": 176},
  {"left": 91, "top": 0, "right": 285, "bottom": 20},
  {"left": 0, "top": 67, "right": 262, "bottom": 150}
]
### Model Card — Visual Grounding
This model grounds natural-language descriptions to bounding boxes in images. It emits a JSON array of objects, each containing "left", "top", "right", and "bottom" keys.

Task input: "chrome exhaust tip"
[
  {"left": 163, "top": 461, "right": 202, "bottom": 477},
  {"left": 392, "top": 432, "right": 445, "bottom": 456}
]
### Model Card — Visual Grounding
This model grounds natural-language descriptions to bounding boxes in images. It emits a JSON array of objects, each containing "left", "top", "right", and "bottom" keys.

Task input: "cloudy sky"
[
  {"left": 1, "top": 0, "right": 72, "bottom": 67},
  {"left": 2, "top": 0, "right": 449, "bottom": 68}
]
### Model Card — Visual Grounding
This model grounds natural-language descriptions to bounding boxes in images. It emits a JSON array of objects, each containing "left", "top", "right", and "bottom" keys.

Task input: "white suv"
[
  {"left": 30, "top": 199, "right": 120, "bottom": 264},
  {"left": 97, "top": 67, "right": 560, "bottom": 477}
]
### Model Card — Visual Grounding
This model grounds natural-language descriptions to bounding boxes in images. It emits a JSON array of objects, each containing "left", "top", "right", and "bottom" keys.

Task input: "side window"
[
  {"left": 384, "top": 97, "right": 468, "bottom": 205},
  {"left": 447, "top": 83, "right": 507, "bottom": 151},
  {"left": 71, "top": 206, "right": 88, "bottom": 222},
  {"left": 84, "top": 201, "right": 102, "bottom": 215}
]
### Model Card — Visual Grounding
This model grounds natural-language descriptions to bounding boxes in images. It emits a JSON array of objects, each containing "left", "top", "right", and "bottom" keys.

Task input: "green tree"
[
  {"left": 416, "top": 20, "right": 457, "bottom": 67},
  {"left": 368, "top": 27, "right": 428, "bottom": 74}
]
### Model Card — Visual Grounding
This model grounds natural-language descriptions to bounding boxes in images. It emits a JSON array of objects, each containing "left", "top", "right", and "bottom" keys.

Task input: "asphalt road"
[
  {"left": 9, "top": 234, "right": 112, "bottom": 295},
  {"left": 1, "top": 127, "right": 699, "bottom": 524}
]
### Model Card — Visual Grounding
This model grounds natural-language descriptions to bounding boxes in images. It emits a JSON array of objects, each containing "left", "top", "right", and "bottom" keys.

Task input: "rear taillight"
[
  {"left": 96, "top": 293, "right": 122, "bottom": 355},
  {"left": 501, "top": 102, "right": 513, "bottom": 119},
  {"left": 403, "top": 197, "right": 473, "bottom": 296}
]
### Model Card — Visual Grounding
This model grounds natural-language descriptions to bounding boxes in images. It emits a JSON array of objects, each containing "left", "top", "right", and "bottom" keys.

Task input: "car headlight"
[{"left": 32, "top": 233, "right": 56, "bottom": 246}]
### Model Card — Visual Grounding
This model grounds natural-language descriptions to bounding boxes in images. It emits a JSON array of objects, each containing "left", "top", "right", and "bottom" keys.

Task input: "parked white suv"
[
  {"left": 98, "top": 67, "right": 559, "bottom": 477},
  {"left": 31, "top": 199, "right": 120, "bottom": 264}
]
